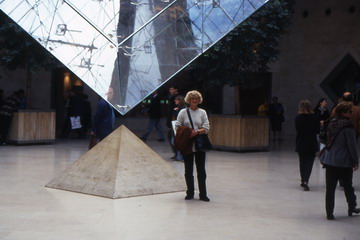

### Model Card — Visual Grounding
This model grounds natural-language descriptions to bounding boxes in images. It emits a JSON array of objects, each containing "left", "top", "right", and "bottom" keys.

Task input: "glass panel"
[{"left": 0, "top": 0, "right": 268, "bottom": 114}]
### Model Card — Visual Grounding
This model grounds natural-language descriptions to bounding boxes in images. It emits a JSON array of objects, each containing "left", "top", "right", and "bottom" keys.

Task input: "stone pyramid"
[{"left": 46, "top": 125, "right": 185, "bottom": 198}]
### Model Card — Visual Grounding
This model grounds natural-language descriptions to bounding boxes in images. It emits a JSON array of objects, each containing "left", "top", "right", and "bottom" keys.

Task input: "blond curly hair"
[{"left": 184, "top": 90, "right": 203, "bottom": 104}]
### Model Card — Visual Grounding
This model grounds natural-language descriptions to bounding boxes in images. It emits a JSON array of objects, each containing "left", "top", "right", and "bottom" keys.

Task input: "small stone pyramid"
[{"left": 46, "top": 125, "right": 185, "bottom": 198}]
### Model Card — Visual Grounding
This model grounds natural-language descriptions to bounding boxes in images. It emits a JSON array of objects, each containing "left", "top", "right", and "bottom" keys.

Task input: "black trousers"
[
  {"left": 298, "top": 152, "right": 316, "bottom": 183},
  {"left": 325, "top": 165, "right": 357, "bottom": 215},
  {"left": 183, "top": 151, "right": 207, "bottom": 197}
]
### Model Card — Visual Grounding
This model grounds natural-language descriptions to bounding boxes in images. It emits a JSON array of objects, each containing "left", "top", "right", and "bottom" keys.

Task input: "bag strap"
[{"left": 186, "top": 107, "right": 195, "bottom": 129}]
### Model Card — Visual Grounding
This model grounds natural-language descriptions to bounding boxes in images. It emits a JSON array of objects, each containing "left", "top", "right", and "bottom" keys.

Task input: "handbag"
[
  {"left": 174, "top": 126, "right": 193, "bottom": 155},
  {"left": 186, "top": 108, "right": 212, "bottom": 152}
]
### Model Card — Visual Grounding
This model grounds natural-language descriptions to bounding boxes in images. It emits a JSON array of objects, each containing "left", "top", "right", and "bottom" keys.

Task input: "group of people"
[
  {"left": 0, "top": 89, "right": 25, "bottom": 145},
  {"left": 295, "top": 93, "right": 360, "bottom": 220}
]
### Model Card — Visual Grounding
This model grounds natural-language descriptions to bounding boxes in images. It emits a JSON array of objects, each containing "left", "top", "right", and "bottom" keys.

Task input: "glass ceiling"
[{"left": 0, "top": 0, "right": 267, "bottom": 114}]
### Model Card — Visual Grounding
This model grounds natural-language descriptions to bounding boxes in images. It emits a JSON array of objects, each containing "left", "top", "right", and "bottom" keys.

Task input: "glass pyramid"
[{"left": 0, "top": 0, "right": 268, "bottom": 114}]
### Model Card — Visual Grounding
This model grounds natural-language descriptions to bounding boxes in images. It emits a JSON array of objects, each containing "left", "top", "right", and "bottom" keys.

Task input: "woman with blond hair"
[
  {"left": 175, "top": 90, "right": 210, "bottom": 202},
  {"left": 295, "top": 99, "right": 320, "bottom": 191}
]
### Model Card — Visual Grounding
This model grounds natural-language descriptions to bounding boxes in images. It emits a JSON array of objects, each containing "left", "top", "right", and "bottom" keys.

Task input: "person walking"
[
  {"left": 175, "top": 90, "right": 210, "bottom": 202},
  {"left": 295, "top": 100, "right": 320, "bottom": 191},
  {"left": 140, "top": 91, "right": 165, "bottom": 141},
  {"left": 171, "top": 95, "right": 186, "bottom": 161},
  {"left": 166, "top": 86, "right": 180, "bottom": 158},
  {"left": 320, "top": 101, "right": 360, "bottom": 220}
]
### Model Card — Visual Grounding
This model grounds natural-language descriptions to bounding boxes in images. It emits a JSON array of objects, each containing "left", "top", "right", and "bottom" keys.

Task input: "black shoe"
[
  {"left": 157, "top": 139, "right": 165, "bottom": 142},
  {"left": 348, "top": 208, "right": 360, "bottom": 216},
  {"left": 184, "top": 195, "right": 194, "bottom": 200},
  {"left": 327, "top": 214, "right": 335, "bottom": 220},
  {"left": 302, "top": 183, "right": 309, "bottom": 191},
  {"left": 199, "top": 195, "right": 210, "bottom": 202}
]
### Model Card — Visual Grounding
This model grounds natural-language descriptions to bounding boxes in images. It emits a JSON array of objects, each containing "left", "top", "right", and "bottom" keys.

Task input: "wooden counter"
[
  {"left": 208, "top": 115, "right": 269, "bottom": 151},
  {"left": 8, "top": 110, "right": 56, "bottom": 144}
]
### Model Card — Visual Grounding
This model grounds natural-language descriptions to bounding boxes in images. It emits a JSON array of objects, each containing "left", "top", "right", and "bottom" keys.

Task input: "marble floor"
[{"left": 1, "top": 136, "right": 360, "bottom": 240}]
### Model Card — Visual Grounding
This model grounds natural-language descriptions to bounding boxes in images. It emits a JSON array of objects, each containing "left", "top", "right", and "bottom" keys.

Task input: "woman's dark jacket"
[
  {"left": 295, "top": 113, "right": 320, "bottom": 153},
  {"left": 314, "top": 107, "right": 330, "bottom": 122},
  {"left": 320, "top": 117, "right": 359, "bottom": 168}
]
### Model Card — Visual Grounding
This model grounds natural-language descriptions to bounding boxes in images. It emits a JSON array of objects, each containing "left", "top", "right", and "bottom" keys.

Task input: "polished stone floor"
[{"left": 1, "top": 136, "right": 360, "bottom": 240}]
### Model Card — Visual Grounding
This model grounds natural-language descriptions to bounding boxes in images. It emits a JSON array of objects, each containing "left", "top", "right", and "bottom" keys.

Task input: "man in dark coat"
[
  {"left": 92, "top": 87, "right": 115, "bottom": 141},
  {"left": 140, "top": 91, "right": 165, "bottom": 141}
]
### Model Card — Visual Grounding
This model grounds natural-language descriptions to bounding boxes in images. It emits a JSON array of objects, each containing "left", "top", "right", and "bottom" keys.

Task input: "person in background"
[
  {"left": 140, "top": 90, "right": 165, "bottom": 142},
  {"left": 314, "top": 98, "right": 330, "bottom": 127},
  {"left": 175, "top": 90, "right": 210, "bottom": 202},
  {"left": 92, "top": 87, "right": 115, "bottom": 142},
  {"left": 17, "top": 89, "right": 26, "bottom": 109},
  {"left": 320, "top": 101, "right": 360, "bottom": 220},
  {"left": 295, "top": 100, "right": 320, "bottom": 191},
  {"left": 166, "top": 86, "right": 180, "bottom": 158},
  {"left": 314, "top": 98, "right": 330, "bottom": 152},
  {"left": 0, "top": 90, "right": 22, "bottom": 145},
  {"left": 268, "top": 96, "right": 285, "bottom": 141},
  {"left": 171, "top": 95, "right": 186, "bottom": 161},
  {"left": 257, "top": 99, "right": 268, "bottom": 116}
]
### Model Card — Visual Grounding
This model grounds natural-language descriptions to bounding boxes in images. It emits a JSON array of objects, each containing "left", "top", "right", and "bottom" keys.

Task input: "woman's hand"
[{"left": 190, "top": 128, "right": 204, "bottom": 137}]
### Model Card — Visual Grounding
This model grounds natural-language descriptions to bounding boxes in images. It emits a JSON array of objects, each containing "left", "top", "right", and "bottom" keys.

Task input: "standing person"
[
  {"left": 320, "top": 101, "right": 360, "bottom": 220},
  {"left": 175, "top": 90, "right": 210, "bottom": 202},
  {"left": 140, "top": 90, "right": 165, "bottom": 141},
  {"left": 171, "top": 95, "right": 186, "bottom": 161},
  {"left": 268, "top": 96, "right": 285, "bottom": 141},
  {"left": 295, "top": 100, "right": 320, "bottom": 191},
  {"left": 17, "top": 89, "right": 27, "bottom": 109},
  {"left": 257, "top": 99, "right": 268, "bottom": 116},
  {"left": 68, "top": 90, "right": 84, "bottom": 138},
  {"left": 0, "top": 90, "right": 21, "bottom": 145},
  {"left": 92, "top": 87, "right": 115, "bottom": 142},
  {"left": 166, "top": 86, "right": 180, "bottom": 158},
  {"left": 314, "top": 98, "right": 330, "bottom": 127}
]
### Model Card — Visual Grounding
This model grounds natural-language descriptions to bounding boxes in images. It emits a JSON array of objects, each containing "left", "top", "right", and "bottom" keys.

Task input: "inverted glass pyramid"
[{"left": 0, "top": 0, "right": 267, "bottom": 114}]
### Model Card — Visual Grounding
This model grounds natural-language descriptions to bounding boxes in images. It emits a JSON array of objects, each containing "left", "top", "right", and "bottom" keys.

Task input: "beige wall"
[{"left": 270, "top": 0, "right": 360, "bottom": 136}]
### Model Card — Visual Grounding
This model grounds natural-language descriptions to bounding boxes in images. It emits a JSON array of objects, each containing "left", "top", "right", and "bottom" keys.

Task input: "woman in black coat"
[{"left": 295, "top": 100, "right": 320, "bottom": 191}]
